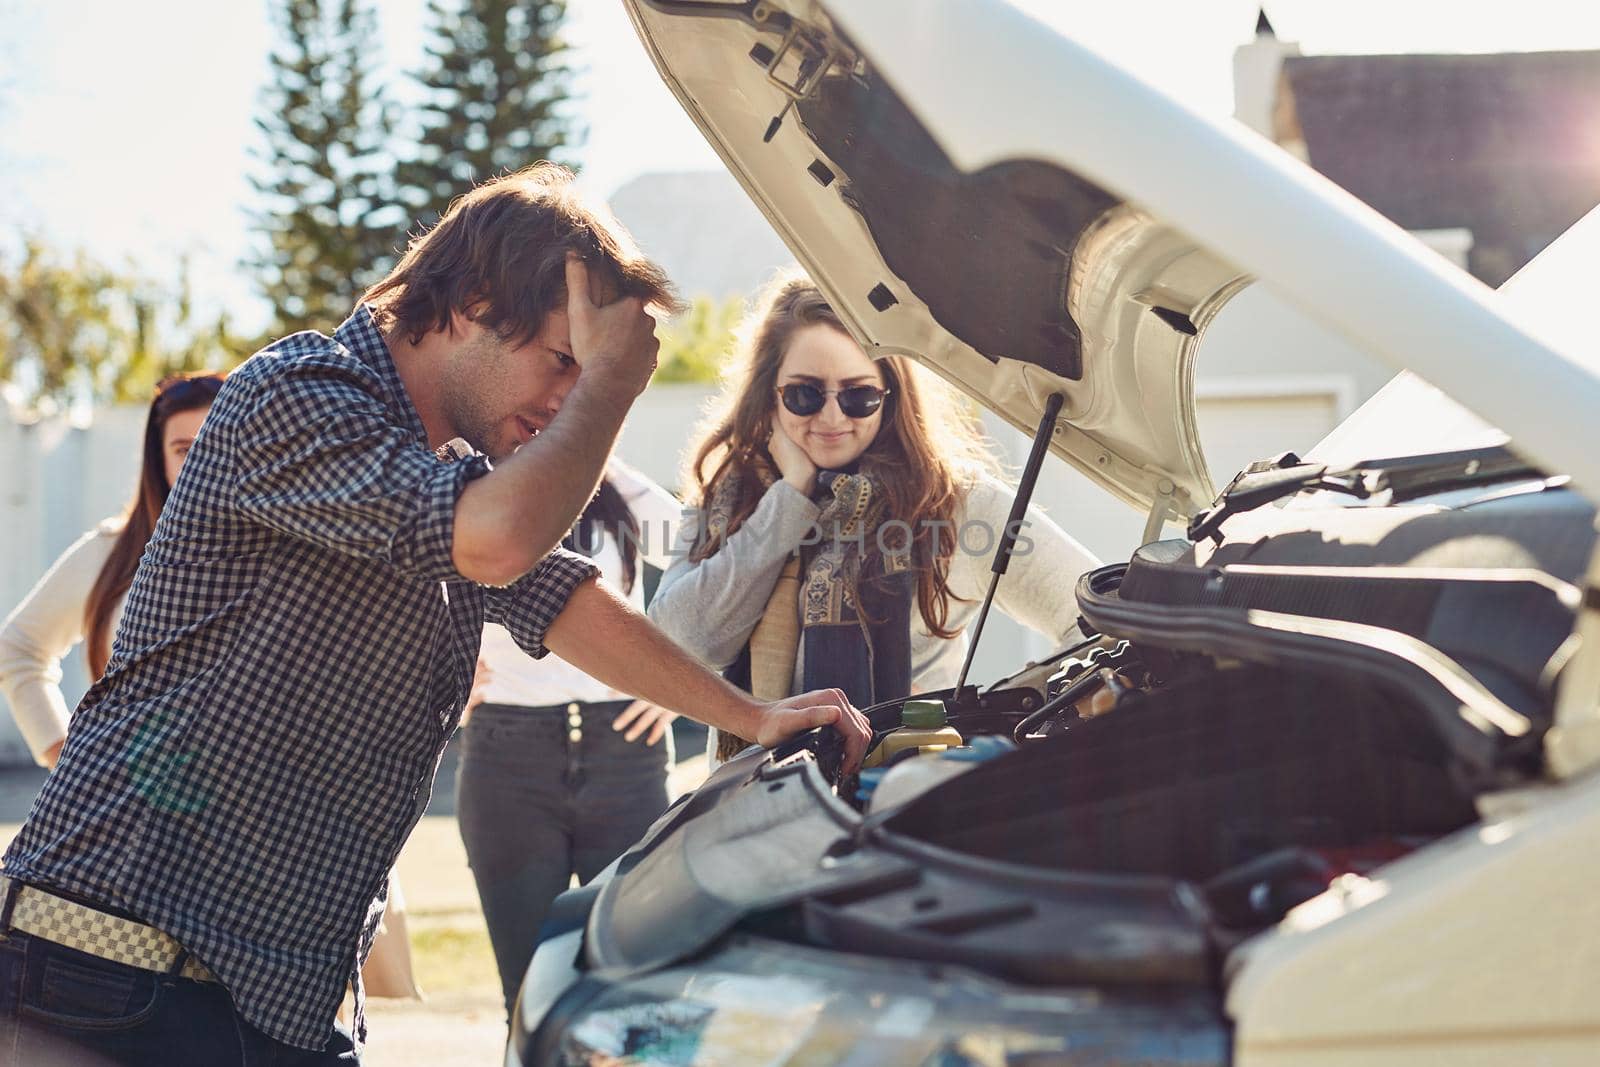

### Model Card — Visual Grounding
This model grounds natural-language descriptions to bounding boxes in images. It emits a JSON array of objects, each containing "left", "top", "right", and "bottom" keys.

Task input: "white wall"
[
  {"left": 0, "top": 406, "right": 145, "bottom": 764},
  {"left": 1232, "top": 28, "right": 1301, "bottom": 138}
]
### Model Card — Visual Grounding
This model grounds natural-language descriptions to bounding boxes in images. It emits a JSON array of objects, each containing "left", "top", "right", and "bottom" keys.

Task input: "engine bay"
[
  {"left": 836, "top": 643, "right": 1478, "bottom": 939},
  {"left": 788, "top": 443, "right": 1583, "bottom": 946},
  {"left": 622, "top": 442, "right": 1586, "bottom": 996}
]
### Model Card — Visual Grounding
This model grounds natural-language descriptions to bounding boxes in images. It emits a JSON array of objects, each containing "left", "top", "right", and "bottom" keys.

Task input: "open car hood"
[{"left": 624, "top": 0, "right": 1600, "bottom": 519}]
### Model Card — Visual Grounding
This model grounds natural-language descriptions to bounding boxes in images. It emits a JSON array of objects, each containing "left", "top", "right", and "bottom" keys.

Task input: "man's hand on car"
[{"left": 755, "top": 688, "right": 872, "bottom": 775}]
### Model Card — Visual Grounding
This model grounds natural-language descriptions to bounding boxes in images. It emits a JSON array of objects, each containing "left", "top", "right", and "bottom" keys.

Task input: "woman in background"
[
  {"left": 0, "top": 372, "right": 225, "bottom": 767},
  {"left": 457, "top": 458, "right": 684, "bottom": 1020},
  {"left": 649, "top": 275, "right": 1099, "bottom": 762}
]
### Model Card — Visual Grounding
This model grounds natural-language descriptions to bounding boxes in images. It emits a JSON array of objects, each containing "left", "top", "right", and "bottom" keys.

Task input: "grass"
[{"left": 406, "top": 911, "right": 502, "bottom": 998}]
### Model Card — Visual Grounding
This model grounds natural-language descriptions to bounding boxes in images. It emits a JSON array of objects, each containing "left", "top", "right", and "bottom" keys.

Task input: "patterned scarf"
[{"left": 706, "top": 463, "right": 915, "bottom": 759}]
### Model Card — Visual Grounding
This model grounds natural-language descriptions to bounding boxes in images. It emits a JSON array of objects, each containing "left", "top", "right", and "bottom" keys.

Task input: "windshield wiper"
[
  {"left": 1357, "top": 446, "right": 1542, "bottom": 501},
  {"left": 1188, "top": 446, "right": 1545, "bottom": 544},
  {"left": 1187, "top": 453, "right": 1367, "bottom": 543}
]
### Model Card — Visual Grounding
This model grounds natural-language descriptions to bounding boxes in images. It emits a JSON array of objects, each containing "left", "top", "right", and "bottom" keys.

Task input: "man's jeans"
[{"left": 0, "top": 929, "right": 359, "bottom": 1066}]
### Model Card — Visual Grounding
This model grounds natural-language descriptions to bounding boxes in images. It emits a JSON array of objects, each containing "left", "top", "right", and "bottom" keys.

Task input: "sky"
[{"left": 3, "top": 0, "right": 1600, "bottom": 334}]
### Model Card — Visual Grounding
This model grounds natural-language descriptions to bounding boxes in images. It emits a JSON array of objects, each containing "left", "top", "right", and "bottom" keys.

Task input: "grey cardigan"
[{"left": 649, "top": 475, "right": 1100, "bottom": 696}]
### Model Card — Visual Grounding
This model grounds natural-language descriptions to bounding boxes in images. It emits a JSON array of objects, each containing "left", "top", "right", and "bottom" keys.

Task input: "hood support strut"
[
  {"left": 1142, "top": 478, "right": 1180, "bottom": 545},
  {"left": 954, "top": 393, "right": 1066, "bottom": 696},
  {"left": 1550, "top": 518, "right": 1600, "bottom": 778}
]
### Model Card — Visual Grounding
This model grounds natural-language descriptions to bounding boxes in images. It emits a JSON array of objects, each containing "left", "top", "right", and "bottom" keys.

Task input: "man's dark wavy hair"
[{"left": 363, "top": 162, "right": 683, "bottom": 345}]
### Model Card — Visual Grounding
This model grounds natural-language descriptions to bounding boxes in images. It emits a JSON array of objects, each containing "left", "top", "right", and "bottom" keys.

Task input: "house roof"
[{"left": 1281, "top": 50, "right": 1600, "bottom": 283}]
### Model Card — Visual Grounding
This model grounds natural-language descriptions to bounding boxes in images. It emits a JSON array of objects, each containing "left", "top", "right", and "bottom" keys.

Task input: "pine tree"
[
  {"left": 249, "top": 0, "right": 404, "bottom": 337},
  {"left": 397, "top": 0, "right": 581, "bottom": 228}
]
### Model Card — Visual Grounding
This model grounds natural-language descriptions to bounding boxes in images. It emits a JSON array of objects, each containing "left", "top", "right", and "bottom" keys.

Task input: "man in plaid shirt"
[{"left": 0, "top": 164, "right": 870, "bottom": 1065}]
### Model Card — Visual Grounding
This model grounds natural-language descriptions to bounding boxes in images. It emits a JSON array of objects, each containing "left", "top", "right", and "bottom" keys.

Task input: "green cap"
[{"left": 901, "top": 699, "right": 947, "bottom": 729}]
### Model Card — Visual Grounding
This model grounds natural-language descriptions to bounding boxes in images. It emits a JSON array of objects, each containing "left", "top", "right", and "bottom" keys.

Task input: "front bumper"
[{"left": 514, "top": 933, "right": 1226, "bottom": 1065}]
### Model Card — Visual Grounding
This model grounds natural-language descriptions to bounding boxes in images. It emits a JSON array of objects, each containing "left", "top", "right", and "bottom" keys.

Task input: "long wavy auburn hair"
[{"left": 686, "top": 275, "right": 995, "bottom": 638}]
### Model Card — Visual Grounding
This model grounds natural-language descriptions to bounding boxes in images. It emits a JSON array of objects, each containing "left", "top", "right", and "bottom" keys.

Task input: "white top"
[
  {"left": 477, "top": 460, "right": 685, "bottom": 708},
  {"left": 649, "top": 474, "right": 1101, "bottom": 694},
  {"left": 0, "top": 521, "right": 126, "bottom": 764}
]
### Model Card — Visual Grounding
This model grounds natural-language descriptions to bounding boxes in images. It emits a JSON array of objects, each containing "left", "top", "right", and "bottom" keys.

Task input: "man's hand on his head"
[
  {"left": 565, "top": 254, "right": 659, "bottom": 399},
  {"left": 755, "top": 688, "right": 872, "bottom": 775}
]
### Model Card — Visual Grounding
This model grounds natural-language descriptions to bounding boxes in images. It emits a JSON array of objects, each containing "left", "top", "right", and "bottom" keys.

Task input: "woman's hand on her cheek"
[{"left": 768, "top": 414, "right": 817, "bottom": 492}]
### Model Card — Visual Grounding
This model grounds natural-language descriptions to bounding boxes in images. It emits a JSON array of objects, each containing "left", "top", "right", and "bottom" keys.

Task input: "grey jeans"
[{"left": 455, "top": 700, "right": 672, "bottom": 1018}]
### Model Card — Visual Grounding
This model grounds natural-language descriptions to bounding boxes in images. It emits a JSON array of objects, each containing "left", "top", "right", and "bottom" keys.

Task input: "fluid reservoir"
[
  {"left": 864, "top": 699, "right": 964, "bottom": 768},
  {"left": 868, "top": 735, "right": 1016, "bottom": 812}
]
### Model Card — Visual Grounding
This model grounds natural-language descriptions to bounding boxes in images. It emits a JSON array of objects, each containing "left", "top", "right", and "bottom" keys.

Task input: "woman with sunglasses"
[
  {"left": 0, "top": 372, "right": 226, "bottom": 769},
  {"left": 650, "top": 275, "right": 1099, "bottom": 763}
]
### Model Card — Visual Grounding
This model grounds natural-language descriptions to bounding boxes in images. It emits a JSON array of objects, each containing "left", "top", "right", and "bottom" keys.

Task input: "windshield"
[
  {"left": 1308, "top": 204, "right": 1600, "bottom": 475},
  {"left": 1306, "top": 371, "right": 1506, "bottom": 470}
]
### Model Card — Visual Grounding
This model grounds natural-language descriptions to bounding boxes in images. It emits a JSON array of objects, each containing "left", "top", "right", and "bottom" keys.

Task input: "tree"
[
  {"left": 654, "top": 295, "right": 743, "bottom": 384},
  {"left": 0, "top": 238, "right": 240, "bottom": 414},
  {"left": 113, "top": 253, "right": 243, "bottom": 404},
  {"left": 396, "top": 0, "right": 581, "bottom": 227},
  {"left": 249, "top": 0, "right": 403, "bottom": 337}
]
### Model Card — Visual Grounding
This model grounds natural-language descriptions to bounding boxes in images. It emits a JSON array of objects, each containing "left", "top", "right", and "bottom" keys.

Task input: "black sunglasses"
[{"left": 777, "top": 382, "right": 892, "bottom": 419}]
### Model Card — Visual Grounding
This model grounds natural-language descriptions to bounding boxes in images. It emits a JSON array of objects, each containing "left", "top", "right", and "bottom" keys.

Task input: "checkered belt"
[{"left": 0, "top": 876, "right": 216, "bottom": 983}]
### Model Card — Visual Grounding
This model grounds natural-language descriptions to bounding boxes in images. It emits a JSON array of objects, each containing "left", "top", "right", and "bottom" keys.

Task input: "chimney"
[{"left": 1233, "top": 7, "right": 1301, "bottom": 138}]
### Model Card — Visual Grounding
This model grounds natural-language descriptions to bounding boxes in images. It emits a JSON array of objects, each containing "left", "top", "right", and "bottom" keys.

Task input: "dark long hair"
[
  {"left": 564, "top": 475, "right": 641, "bottom": 594},
  {"left": 82, "top": 372, "right": 226, "bottom": 677}
]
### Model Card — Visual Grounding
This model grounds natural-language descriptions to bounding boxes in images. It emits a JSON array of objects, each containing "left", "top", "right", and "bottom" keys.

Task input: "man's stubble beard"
[
  {"left": 439, "top": 335, "right": 508, "bottom": 459},
  {"left": 440, "top": 386, "right": 499, "bottom": 458}
]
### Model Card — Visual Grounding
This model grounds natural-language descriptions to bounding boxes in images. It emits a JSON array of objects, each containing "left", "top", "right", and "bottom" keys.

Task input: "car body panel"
[
  {"left": 1226, "top": 768, "right": 1600, "bottom": 1066},
  {"left": 508, "top": 5, "right": 1600, "bottom": 1064},
  {"left": 625, "top": 0, "right": 1600, "bottom": 513}
]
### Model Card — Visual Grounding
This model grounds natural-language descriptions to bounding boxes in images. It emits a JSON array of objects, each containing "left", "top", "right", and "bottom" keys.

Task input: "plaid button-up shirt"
[{"left": 1, "top": 307, "right": 598, "bottom": 1049}]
